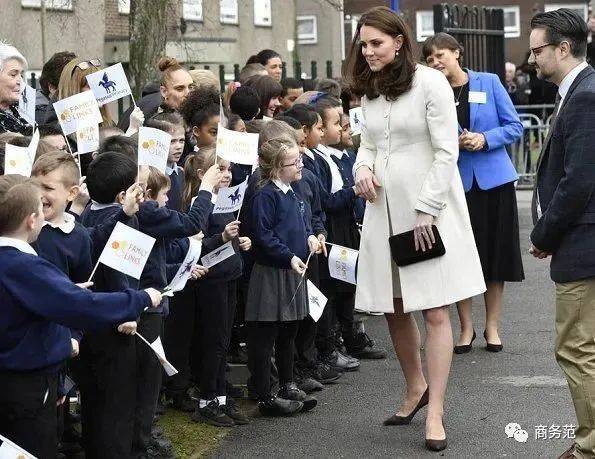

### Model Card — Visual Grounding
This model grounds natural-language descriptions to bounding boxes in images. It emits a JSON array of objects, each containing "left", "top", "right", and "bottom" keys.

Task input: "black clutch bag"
[{"left": 389, "top": 225, "right": 446, "bottom": 267}]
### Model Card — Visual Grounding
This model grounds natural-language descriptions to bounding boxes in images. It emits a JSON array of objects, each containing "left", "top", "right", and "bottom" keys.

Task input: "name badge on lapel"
[{"left": 469, "top": 91, "right": 487, "bottom": 104}]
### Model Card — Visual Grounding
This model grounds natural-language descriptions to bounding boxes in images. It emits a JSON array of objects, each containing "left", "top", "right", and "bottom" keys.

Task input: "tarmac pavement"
[{"left": 214, "top": 190, "right": 576, "bottom": 458}]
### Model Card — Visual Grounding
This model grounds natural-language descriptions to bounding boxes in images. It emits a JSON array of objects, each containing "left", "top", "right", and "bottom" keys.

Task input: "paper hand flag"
[{"left": 328, "top": 244, "right": 358, "bottom": 285}]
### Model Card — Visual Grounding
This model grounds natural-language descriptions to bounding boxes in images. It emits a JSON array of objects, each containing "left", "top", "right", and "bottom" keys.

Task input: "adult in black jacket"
[{"left": 528, "top": 10, "right": 595, "bottom": 459}]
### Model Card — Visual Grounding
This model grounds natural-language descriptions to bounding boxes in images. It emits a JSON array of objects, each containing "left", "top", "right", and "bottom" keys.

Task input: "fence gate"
[{"left": 433, "top": 4, "right": 505, "bottom": 80}]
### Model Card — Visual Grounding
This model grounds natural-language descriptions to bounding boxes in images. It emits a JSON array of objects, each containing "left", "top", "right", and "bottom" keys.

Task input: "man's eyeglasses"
[
  {"left": 72, "top": 59, "right": 102, "bottom": 75},
  {"left": 529, "top": 43, "right": 555, "bottom": 56},
  {"left": 281, "top": 155, "right": 304, "bottom": 168}
]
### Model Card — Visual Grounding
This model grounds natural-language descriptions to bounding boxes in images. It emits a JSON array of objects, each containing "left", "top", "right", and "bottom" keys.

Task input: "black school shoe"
[
  {"left": 344, "top": 321, "right": 388, "bottom": 360},
  {"left": 149, "top": 436, "right": 174, "bottom": 456},
  {"left": 278, "top": 382, "right": 318, "bottom": 412},
  {"left": 258, "top": 396, "right": 303, "bottom": 417},
  {"left": 307, "top": 362, "right": 342, "bottom": 384},
  {"left": 294, "top": 366, "right": 324, "bottom": 393},
  {"left": 221, "top": 398, "right": 250, "bottom": 425},
  {"left": 324, "top": 350, "right": 360, "bottom": 372},
  {"left": 191, "top": 400, "right": 235, "bottom": 427},
  {"left": 170, "top": 392, "right": 195, "bottom": 412}
]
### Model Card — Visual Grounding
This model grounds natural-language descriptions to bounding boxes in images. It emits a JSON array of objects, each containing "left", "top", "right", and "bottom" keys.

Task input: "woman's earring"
[{"left": 395, "top": 49, "right": 400, "bottom": 56}]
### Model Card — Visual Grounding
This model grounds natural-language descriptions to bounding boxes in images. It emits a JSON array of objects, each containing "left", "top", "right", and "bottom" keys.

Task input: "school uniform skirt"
[
  {"left": 245, "top": 264, "right": 308, "bottom": 322},
  {"left": 465, "top": 179, "right": 524, "bottom": 283}
]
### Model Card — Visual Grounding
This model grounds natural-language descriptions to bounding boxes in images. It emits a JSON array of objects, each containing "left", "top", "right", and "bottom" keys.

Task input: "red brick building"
[{"left": 344, "top": 0, "right": 591, "bottom": 65}]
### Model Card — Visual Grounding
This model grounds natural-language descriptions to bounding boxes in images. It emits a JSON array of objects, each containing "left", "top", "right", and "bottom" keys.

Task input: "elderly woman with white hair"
[{"left": 0, "top": 42, "right": 31, "bottom": 136}]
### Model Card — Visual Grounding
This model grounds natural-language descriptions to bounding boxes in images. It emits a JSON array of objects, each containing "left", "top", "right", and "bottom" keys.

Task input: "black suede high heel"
[
  {"left": 484, "top": 330, "right": 503, "bottom": 352},
  {"left": 453, "top": 330, "right": 476, "bottom": 354},
  {"left": 383, "top": 388, "right": 429, "bottom": 426}
]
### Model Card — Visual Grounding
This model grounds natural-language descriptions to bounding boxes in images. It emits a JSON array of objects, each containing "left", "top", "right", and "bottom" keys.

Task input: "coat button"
[{"left": 383, "top": 112, "right": 389, "bottom": 118}]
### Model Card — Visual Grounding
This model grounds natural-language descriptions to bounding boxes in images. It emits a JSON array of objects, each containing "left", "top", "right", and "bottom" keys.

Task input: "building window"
[
  {"left": 416, "top": 11, "right": 434, "bottom": 42},
  {"left": 220, "top": 0, "right": 238, "bottom": 25},
  {"left": 545, "top": 3, "right": 588, "bottom": 20},
  {"left": 183, "top": 0, "right": 202, "bottom": 21},
  {"left": 21, "top": 0, "right": 72, "bottom": 10},
  {"left": 297, "top": 15, "right": 317, "bottom": 44},
  {"left": 501, "top": 6, "right": 520, "bottom": 38},
  {"left": 117, "top": 0, "right": 129, "bottom": 14},
  {"left": 254, "top": 0, "right": 272, "bottom": 27}
]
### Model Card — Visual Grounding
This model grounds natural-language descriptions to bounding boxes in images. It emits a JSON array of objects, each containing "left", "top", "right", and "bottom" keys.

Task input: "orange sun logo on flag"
[
  {"left": 340, "top": 249, "right": 348, "bottom": 260},
  {"left": 60, "top": 109, "right": 71, "bottom": 121},
  {"left": 111, "top": 240, "right": 128, "bottom": 256}
]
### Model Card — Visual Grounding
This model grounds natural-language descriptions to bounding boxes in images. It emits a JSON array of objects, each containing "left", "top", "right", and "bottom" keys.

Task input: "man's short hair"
[
  {"left": 31, "top": 150, "right": 80, "bottom": 188},
  {"left": 531, "top": 8, "right": 589, "bottom": 58},
  {"left": 0, "top": 175, "right": 41, "bottom": 235}
]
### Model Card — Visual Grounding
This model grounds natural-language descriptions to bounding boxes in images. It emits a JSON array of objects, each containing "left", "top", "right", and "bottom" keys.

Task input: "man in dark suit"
[{"left": 529, "top": 9, "right": 595, "bottom": 459}]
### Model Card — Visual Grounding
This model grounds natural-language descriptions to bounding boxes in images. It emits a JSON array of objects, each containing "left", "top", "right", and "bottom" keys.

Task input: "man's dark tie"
[{"left": 549, "top": 92, "right": 562, "bottom": 129}]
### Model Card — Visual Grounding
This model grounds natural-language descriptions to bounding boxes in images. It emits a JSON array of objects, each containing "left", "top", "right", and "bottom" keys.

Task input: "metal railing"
[{"left": 510, "top": 104, "right": 555, "bottom": 189}]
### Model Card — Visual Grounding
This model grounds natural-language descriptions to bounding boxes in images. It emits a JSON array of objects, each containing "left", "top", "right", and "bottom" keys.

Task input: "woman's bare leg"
[
  {"left": 422, "top": 306, "right": 453, "bottom": 440},
  {"left": 385, "top": 298, "right": 427, "bottom": 415},
  {"left": 455, "top": 298, "right": 474, "bottom": 346},
  {"left": 484, "top": 282, "right": 504, "bottom": 345}
]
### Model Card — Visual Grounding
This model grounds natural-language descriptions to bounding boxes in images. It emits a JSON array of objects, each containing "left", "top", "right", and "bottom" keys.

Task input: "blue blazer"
[{"left": 458, "top": 70, "right": 523, "bottom": 191}]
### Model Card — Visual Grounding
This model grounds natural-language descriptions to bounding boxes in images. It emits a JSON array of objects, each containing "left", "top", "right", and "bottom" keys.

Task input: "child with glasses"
[{"left": 245, "top": 134, "right": 322, "bottom": 417}]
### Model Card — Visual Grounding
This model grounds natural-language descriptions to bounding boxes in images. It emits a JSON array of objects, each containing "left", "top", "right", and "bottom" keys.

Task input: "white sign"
[
  {"left": 165, "top": 238, "right": 202, "bottom": 293},
  {"left": 213, "top": 178, "right": 247, "bottom": 214},
  {"left": 4, "top": 129, "right": 40, "bottom": 176},
  {"left": 86, "top": 63, "right": 132, "bottom": 107},
  {"left": 18, "top": 84, "right": 36, "bottom": 125},
  {"left": 200, "top": 240, "right": 234, "bottom": 269},
  {"left": 98, "top": 222, "right": 155, "bottom": 279},
  {"left": 328, "top": 244, "right": 358, "bottom": 285},
  {"left": 149, "top": 336, "right": 178, "bottom": 377},
  {"left": 138, "top": 127, "right": 171, "bottom": 173},
  {"left": 53, "top": 90, "right": 102, "bottom": 135},
  {"left": 215, "top": 125, "right": 259, "bottom": 165},
  {"left": 76, "top": 124, "right": 99, "bottom": 154},
  {"left": 307, "top": 280, "right": 327, "bottom": 322},
  {"left": 0, "top": 433, "right": 36, "bottom": 459},
  {"left": 349, "top": 107, "right": 364, "bottom": 136}
]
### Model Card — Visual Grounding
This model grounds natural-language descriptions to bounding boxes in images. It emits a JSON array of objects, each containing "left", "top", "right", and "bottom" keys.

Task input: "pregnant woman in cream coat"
[{"left": 344, "top": 7, "right": 485, "bottom": 452}]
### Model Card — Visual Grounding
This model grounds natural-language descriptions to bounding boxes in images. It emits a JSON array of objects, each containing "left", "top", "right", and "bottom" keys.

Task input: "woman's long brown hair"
[{"left": 343, "top": 6, "right": 417, "bottom": 101}]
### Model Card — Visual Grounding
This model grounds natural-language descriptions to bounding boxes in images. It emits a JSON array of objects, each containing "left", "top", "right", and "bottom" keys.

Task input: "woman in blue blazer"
[{"left": 423, "top": 33, "right": 525, "bottom": 354}]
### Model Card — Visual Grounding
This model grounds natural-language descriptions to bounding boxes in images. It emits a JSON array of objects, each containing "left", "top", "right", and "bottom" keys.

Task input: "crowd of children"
[{"left": 0, "top": 46, "right": 388, "bottom": 459}]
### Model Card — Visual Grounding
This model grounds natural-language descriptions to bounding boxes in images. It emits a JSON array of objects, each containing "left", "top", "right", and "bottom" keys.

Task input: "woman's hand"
[
  {"left": 459, "top": 130, "right": 486, "bottom": 151},
  {"left": 290, "top": 256, "right": 307, "bottom": 275},
  {"left": 222, "top": 220, "right": 241, "bottom": 242},
  {"left": 413, "top": 211, "right": 435, "bottom": 252},
  {"left": 355, "top": 166, "right": 380, "bottom": 202}
]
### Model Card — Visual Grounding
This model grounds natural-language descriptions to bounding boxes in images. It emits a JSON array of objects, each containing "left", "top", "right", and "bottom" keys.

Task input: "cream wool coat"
[{"left": 354, "top": 65, "right": 486, "bottom": 313}]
